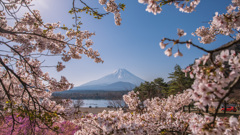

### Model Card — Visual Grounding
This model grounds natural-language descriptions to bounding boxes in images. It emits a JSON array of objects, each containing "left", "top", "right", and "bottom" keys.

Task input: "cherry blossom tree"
[{"left": 0, "top": 0, "right": 124, "bottom": 134}]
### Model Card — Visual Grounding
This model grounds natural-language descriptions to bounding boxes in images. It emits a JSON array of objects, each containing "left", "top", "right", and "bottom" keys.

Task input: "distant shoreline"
[{"left": 52, "top": 90, "right": 129, "bottom": 100}]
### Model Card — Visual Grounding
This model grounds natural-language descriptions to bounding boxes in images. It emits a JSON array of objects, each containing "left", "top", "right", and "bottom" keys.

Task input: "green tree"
[
  {"left": 167, "top": 64, "right": 193, "bottom": 96},
  {"left": 134, "top": 78, "right": 168, "bottom": 101},
  {"left": 153, "top": 78, "right": 169, "bottom": 98}
]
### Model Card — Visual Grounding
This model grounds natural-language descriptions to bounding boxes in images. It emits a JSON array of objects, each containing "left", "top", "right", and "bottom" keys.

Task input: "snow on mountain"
[
  {"left": 71, "top": 69, "right": 145, "bottom": 91},
  {"left": 81, "top": 68, "right": 144, "bottom": 86}
]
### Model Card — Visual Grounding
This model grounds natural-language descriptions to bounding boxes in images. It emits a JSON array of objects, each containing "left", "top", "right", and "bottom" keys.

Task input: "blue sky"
[{"left": 32, "top": 0, "right": 232, "bottom": 86}]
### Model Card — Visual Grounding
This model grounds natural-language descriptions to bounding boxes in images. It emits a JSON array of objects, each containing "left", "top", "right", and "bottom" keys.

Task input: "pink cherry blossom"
[
  {"left": 177, "top": 28, "right": 187, "bottom": 37},
  {"left": 174, "top": 50, "right": 183, "bottom": 57},
  {"left": 164, "top": 48, "right": 172, "bottom": 56}
]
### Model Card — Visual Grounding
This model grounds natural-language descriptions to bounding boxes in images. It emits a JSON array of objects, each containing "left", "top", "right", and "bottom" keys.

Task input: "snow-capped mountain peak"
[
  {"left": 112, "top": 68, "right": 132, "bottom": 79},
  {"left": 71, "top": 69, "right": 145, "bottom": 91},
  {"left": 113, "top": 68, "right": 128, "bottom": 73}
]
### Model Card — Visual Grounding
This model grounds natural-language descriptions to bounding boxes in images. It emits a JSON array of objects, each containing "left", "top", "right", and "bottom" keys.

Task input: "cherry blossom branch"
[
  {"left": 22, "top": 1, "right": 46, "bottom": 28},
  {"left": 164, "top": 38, "right": 240, "bottom": 54},
  {"left": 0, "top": 41, "right": 48, "bottom": 86},
  {"left": 0, "top": 68, "right": 19, "bottom": 135},
  {"left": 210, "top": 75, "right": 240, "bottom": 126},
  {"left": 0, "top": 56, "right": 66, "bottom": 122},
  {"left": 0, "top": 28, "right": 103, "bottom": 63},
  {"left": 164, "top": 38, "right": 240, "bottom": 63},
  {"left": 79, "top": 0, "right": 110, "bottom": 18}
]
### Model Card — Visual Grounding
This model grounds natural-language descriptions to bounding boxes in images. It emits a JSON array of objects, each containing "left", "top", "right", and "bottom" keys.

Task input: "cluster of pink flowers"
[
  {"left": 159, "top": 0, "right": 240, "bottom": 58},
  {"left": 194, "top": 26, "right": 216, "bottom": 44},
  {"left": 71, "top": 84, "right": 240, "bottom": 134},
  {"left": 183, "top": 50, "right": 240, "bottom": 111},
  {"left": 193, "top": 0, "right": 240, "bottom": 44},
  {"left": 72, "top": 91, "right": 193, "bottom": 134},
  {"left": 99, "top": 0, "right": 122, "bottom": 25},
  {"left": 138, "top": 0, "right": 162, "bottom": 15},
  {"left": 188, "top": 114, "right": 240, "bottom": 135},
  {"left": 138, "top": 0, "right": 200, "bottom": 15},
  {"left": 174, "top": 0, "right": 200, "bottom": 13},
  {"left": 0, "top": 114, "right": 80, "bottom": 135},
  {"left": 123, "top": 91, "right": 141, "bottom": 110}
]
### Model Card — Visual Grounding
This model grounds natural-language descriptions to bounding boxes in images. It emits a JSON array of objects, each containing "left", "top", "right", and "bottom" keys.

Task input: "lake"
[
  {"left": 72, "top": 99, "right": 126, "bottom": 108},
  {"left": 73, "top": 99, "right": 110, "bottom": 107}
]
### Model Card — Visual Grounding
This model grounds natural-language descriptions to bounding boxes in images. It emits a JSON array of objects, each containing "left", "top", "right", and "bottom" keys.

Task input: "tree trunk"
[
  {"left": 224, "top": 101, "right": 227, "bottom": 115},
  {"left": 206, "top": 105, "right": 209, "bottom": 113},
  {"left": 188, "top": 104, "right": 191, "bottom": 113}
]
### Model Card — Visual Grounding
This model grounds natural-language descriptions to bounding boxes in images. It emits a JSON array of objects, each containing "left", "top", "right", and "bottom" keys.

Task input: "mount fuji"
[{"left": 70, "top": 69, "right": 145, "bottom": 91}]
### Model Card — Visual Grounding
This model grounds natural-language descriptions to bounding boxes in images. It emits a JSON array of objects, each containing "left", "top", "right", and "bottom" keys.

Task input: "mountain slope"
[
  {"left": 104, "top": 81, "right": 135, "bottom": 90},
  {"left": 70, "top": 81, "right": 135, "bottom": 91},
  {"left": 71, "top": 69, "right": 145, "bottom": 91}
]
